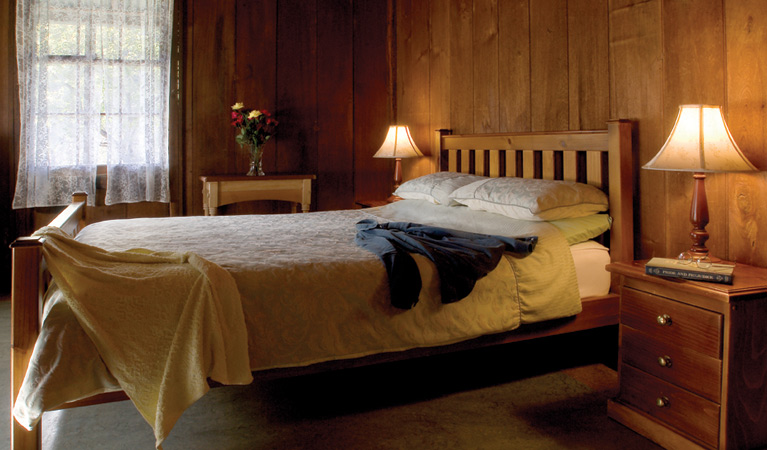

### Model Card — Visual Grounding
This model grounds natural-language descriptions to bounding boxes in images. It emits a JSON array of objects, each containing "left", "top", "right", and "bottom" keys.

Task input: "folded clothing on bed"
[
  {"left": 355, "top": 219, "right": 537, "bottom": 308},
  {"left": 16, "top": 227, "right": 253, "bottom": 449}
]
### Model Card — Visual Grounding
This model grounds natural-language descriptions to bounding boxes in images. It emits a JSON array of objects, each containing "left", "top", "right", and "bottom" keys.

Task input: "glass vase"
[{"left": 246, "top": 143, "right": 265, "bottom": 176}]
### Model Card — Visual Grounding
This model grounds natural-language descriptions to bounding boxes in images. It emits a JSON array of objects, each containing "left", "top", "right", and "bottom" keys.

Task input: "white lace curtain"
[{"left": 13, "top": 0, "right": 174, "bottom": 208}]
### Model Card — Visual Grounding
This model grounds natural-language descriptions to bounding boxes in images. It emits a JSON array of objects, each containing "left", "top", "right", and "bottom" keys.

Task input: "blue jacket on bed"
[{"left": 355, "top": 219, "right": 537, "bottom": 309}]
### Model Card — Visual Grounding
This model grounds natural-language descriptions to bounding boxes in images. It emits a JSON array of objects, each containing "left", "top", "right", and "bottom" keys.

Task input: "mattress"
[
  {"left": 571, "top": 240, "right": 611, "bottom": 298},
  {"left": 14, "top": 199, "right": 591, "bottom": 435}
]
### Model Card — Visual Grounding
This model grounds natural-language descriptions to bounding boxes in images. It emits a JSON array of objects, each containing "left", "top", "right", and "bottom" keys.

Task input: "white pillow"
[
  {"left": 449, "top": 177, "right": 608, "bottom": 221},
  {"left": 394, "top": 172, "right": 487, "bottom": 205}
]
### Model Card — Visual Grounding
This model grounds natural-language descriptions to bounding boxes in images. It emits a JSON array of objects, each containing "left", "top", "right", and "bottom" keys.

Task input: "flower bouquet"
[{"left": 230, "top": 102, "right": 279, "bottom": 176}]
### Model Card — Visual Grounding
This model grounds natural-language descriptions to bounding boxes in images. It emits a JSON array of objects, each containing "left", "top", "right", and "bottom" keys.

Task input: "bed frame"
[{"left": 9, "top": 120, "right": 633, "bottom": 450}]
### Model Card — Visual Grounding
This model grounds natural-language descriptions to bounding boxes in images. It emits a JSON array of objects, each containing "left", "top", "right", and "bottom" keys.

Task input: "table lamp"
[
  {"left": 374, "top": 125, "right": 423, "bottom": 191},
  {"left": 643, "top": 104, "right": 758, "bottom": 259}
]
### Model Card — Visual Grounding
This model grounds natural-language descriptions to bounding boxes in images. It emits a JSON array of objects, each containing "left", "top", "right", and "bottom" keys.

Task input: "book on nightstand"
[{"left": 645, "top": 257, "right": 735, "bottom": 284}]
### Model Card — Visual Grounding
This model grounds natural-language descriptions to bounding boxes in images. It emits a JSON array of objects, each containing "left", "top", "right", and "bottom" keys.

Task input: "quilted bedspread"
[{"left": 14, "top": 200, "right": 580, "bottom": 444}]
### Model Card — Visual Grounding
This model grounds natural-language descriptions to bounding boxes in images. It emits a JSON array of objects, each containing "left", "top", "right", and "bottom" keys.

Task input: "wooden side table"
[
  {"left": 200, "top": 174, "right": 316, "bottom": 216},
  {"left": 355, "top": 196, "right": 402, "bottom": 209},
  {"left": 606, "top": 260, "right": 767, "bottom": 450}
]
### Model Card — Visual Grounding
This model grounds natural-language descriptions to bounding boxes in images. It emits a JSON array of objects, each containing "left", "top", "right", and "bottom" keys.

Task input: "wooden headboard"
[{"left": 434, "top": 120, "right": 634, "bottom": 263}]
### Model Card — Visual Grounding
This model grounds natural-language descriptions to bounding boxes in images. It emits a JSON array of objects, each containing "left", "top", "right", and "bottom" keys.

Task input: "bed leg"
[{"left": 10, "top": 239, "right": 43, "bottom": 450}]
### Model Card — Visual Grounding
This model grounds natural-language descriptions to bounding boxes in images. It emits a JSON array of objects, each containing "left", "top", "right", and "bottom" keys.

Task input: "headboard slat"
[
  {"left": 563, "top": 152, "right": 577, "bottom": 182},
  {"left": 542, "top": 151, "right": 555, "bottom": 180}
]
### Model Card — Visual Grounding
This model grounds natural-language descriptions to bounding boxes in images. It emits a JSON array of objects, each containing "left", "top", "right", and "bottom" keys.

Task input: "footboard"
[{"left": 10, "top": 193, "right": 87, "bottom": 450}]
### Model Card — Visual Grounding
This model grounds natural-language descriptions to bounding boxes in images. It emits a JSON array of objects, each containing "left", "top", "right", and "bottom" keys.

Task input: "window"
[{"left": 13, "top": 0, "right": 174, "bottom": 208}]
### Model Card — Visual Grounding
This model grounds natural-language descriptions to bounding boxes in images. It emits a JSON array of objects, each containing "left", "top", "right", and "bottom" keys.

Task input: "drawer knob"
[
  {"left": 656, "top": 396, "right": 670, "bottom": 408},
  {"left": 657, "top": 356, "right": 672, "bottom": 368},
  {"left": 656, "top": 314, "right": 672, "bottom": 326}
]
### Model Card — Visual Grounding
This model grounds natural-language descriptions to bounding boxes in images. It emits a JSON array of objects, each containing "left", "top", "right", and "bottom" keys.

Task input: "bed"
[{"left": 9, "top": 120, "right": 634, "bottom": 450}]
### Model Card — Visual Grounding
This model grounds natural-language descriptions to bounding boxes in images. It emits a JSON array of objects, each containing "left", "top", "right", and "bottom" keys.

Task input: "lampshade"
[
  {"left": 643, "top": 105, "right": 757, "bottom": 173},
  {"left": 373, "top": 125, "right": 423, "bottom": 159}
]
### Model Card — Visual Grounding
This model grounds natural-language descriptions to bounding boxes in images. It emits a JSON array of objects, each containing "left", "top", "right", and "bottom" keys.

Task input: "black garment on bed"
[{"left": 354, "top": 219, "right": 537, "bottom": 309}]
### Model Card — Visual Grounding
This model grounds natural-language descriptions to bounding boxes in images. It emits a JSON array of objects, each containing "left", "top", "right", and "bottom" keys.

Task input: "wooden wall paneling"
[
  {"left": 498, "top": 0, "right": 531, "bottom": 132},
  {"left": 185, "top": 0, "right": 236, "bottom": 215},
  {"left": 568, "top": 0, "right": 610, "bottom": 130},
  {"left": 234, "top": 0, "right": 277, "bottom": 176},
  {"left": 472, "top": 0, "right": 499, "bottom": 134},
  {"left": 608, "top": 0, "right": 664, "bottom": 260},
  {"left": 397, "top": 0, "right": 432, "bottom": 183},
  {"left": 353, "top": 0, "right": 393, "bottom": 202},
  {"left": 317, "top": 0, "right": 354, "bottom": 211},
  {"left": 429, "top": 0, "right": 451, "bottom": 172},
  {"left": 224, "top": 0, "right": 277, "bottom": 215},
  {"left": 725, "top": 0, "right": 767, "bottom": 267},
  {"left": 277, "top": 0, "right": 318, "bottom": 180},
  {"left": 449, "top": 0, "right": 474, "bottom": 135},
  {"left": 530, "top": 0, "right": 569, "bottom": 131},
  {"left": 662, "top": 0, "right": 727, "bottom": 259}
]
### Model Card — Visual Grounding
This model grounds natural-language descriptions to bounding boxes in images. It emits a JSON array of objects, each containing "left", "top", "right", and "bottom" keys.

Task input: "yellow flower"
[
  {"left": 231, "top": 102, "right": 244, "bottom": 110},
  {"left": 248, "top": 110, "right": 263, "bottom": 120}
]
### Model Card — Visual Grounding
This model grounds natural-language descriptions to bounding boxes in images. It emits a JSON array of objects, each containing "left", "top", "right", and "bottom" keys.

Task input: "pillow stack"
[{"left": 394, "top": 172, "right": 609, "bottom": 222}]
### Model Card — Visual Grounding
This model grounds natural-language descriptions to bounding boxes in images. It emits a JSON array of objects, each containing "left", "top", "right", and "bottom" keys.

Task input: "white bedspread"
[{"left": 14, "top": 200, "right": 581, "bottom": 444}]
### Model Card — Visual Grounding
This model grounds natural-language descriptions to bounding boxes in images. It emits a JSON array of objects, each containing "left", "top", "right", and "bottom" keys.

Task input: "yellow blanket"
[{"left": 32, "top": 227, "right": 253, "bottom": 448}]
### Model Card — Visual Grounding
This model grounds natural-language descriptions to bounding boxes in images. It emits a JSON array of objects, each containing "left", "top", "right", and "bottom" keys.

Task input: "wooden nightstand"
[
  {"left": 200, "top": 174, "right": 316, "bottom": 216},
  {"left": 355, "top": 196, "right": 402, "bottom": 209},
  {"left": 606, "top": 260, "right": 767, "bottom": 450}
]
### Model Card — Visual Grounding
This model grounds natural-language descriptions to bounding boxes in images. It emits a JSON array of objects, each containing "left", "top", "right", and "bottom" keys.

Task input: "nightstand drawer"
[
  {"left": 620, "top": 364, "right": 720, "bottom": 448},
  {"left": 621, "top": 325, "right": 722, "bottom": 402},
  {"left": 621, "top": 287, "right": 722, "bottom": 359}
]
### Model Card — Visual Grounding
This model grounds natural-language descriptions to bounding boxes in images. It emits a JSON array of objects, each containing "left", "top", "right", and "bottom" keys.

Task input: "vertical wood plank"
[
  {"left": 662, "top": 0, "right": 727, "bottom": 259},
  {"left": 530, "top": 0, "right": 568, "bottom": 131},
  {"left": 498, "top": 0, "right": 531, "bottom": 132},
  {"left": 725, "top": 0, "right": 767, "bottom": 266},
  {"left": 317, "top": 0, "right": 354, "bottom": 211},
  {"left": 568, "top": 0, "right": 609, "bottom": 130},
  {"left": 234, "top": 0, "right": 277, "bottom": 176},
  {"left": 609, "top": 0, "right": 664, "bottom": 259},
  {"left": 186, "top": 0, "right": 236, "bottom": 214},
  {"left": 450, "top": 0, "right": 474, "bottom": 134},
  {"left": 429, "top": 0, "right": 451, "bottom": 172},
  {"left": 277, "top": 0, "right": 318, "bottom": 177},
  {"left": 353, "top": 0, "right": 393, "bottom": 202},
  {"left": 473, "top": 0, "right": 499, "bottom": 133},
  {"left": 398, "top": 0, "right": 431, "bottom": 183}
]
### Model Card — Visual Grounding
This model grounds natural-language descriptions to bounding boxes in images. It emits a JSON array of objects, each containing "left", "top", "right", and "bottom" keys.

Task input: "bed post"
[
  {"left": 10, "top": 238, "right": 43, "bottom": 450},
  {"left": 607, "top": 119, "right": 634, "bottom": 264},
  {"left": 10, "top": 192, "right": 87, "bottom": 450},
  {"left": 435, "top": 129, "right": 452, "bottom": 172}
]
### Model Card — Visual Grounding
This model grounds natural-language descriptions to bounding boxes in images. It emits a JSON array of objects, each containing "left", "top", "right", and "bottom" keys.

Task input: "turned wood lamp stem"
[
  {"left": 393, "top": 157, "right": 403, "bottom": 190},
  {"left": 689, "top": 172, "right": 710, "bottom": 257}
]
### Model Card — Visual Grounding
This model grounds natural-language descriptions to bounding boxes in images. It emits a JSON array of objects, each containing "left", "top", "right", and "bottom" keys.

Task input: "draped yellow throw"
[{"left": 31, "top": 227, "right": 253, "bottom": 448}]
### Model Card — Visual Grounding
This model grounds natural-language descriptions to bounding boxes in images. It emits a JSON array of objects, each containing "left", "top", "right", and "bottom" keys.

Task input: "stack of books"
[{"left": 645, "top": 257, "right": 735, "bottom": 285}]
